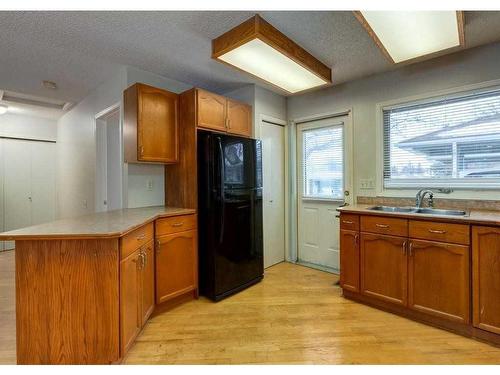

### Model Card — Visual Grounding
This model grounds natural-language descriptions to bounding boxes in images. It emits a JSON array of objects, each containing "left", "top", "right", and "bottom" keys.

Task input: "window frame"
[{"left": 377, "top": 80, "right": 500, "bottom": 192}]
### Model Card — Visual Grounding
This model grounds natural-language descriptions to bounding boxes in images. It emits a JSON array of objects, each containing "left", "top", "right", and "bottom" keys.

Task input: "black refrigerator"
[{"left": 197, "top": 129, "right": 264, "bottom": 301}]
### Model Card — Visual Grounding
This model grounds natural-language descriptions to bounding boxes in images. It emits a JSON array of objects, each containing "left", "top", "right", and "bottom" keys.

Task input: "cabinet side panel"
[
  {"left": 16, "top": 239, "right": 119, "bottom": 364},
  {"left": 165, "top": 89, "right": 198, "bottom": 209},
  {"left": 124, "top": 84, "right": 138, "bottom": 163}
]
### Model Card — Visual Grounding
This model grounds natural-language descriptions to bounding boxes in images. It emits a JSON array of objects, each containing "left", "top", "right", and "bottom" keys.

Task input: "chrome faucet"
[{"left": 416, "top": 189, "right": 434, "bottom": 208}]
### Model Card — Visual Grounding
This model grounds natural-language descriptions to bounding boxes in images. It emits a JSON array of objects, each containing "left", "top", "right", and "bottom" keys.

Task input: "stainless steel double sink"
[{"left": 369, "top": 205, "right": 467, "bottom": 216}]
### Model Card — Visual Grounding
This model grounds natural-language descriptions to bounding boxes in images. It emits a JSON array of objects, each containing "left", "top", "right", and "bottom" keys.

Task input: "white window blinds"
[
  {"left": 383, "top": 88, "right": 500, "bottom": 189},
  {"left": 303, "top": 125, "right": 344, "bottom": 199}
]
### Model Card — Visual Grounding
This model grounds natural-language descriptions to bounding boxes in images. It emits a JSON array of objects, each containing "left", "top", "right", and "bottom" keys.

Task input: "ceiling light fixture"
[
  {"left": 0, "top": 104, "right": 8, "bottom": 115},
  {"left": 212, "top": 15, "right": 332, "bottom": 95},
  {"left": 354, "top": 11, "right": 465, "bottom": 64}
]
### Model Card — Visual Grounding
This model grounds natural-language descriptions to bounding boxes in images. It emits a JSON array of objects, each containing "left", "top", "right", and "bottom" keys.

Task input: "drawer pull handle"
[
  {"left": 428, "top": 229, "right": 446, "bottom": 234},
  {"left": 136, "top": 234, "right": 145, "bottom": 241},
  {"left": 354, "top": 233, "right": 359, "bottom": 246},
  {"left": 171, "top": 222, "right": 184, "bottom": 227},
  {"left": 402, "top": 241, "right": 407, "bottom": 255},
  {"left": 375, "top": 224, "right": 389, "bottom": 229},
  {"left": 409, "top": 241, "right": 413, "bottom": 257},
  {"left": 342, "top": 220, "right": 354, "bottom": 224}
]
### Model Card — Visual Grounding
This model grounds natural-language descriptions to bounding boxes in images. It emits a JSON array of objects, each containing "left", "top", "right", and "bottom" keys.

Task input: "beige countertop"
[
  {"left": 0, "top": 206, "right": 196, "bottom": 240},
  {"left": 338, "top": 204, "right": 500, "bottom": 226}
]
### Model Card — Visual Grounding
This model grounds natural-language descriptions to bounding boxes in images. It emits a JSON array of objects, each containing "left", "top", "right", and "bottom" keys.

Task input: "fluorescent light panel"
[
  {"left": 360, "top": 11, "right": 461, "bottom": 63},
  {"left": 218, "top": 38, "right": 328, "bottom": 94}
]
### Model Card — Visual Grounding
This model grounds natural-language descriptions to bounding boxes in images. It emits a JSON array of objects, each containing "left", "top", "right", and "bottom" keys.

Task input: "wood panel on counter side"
[
  {"left": 165, "top": 89, "right": 198, "bottom": 209},
  {"left": 15, "top": 239, "right": 120, "bottom": 364},
  {"left": 472, "top": 226, "right": 500, "bottom": 335}
]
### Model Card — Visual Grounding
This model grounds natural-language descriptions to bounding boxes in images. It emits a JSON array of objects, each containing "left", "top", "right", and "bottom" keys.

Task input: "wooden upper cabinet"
[
  {"left": 156, "top": 229, "right": 198, "bottom": 304},
  {"left": 360, "top": 233, "right": 408, "bottom": 306},
  {"left": 408, "top": 239, "right": 470, "bottom": 324},
  {"left": 196, "top": 89, "right": 227, "bottom": 132},
  {"left": 124, "top": 83, "right": 179, "bottom": 164},
  {"left": 472, "top": 226, "right": 500, "bottom": 335},
  {"left": 227, "top": 99, "right": 252, "bottom": 137},
  {"left": 340, "top": 229, "right": 360, "bottom": 293}
]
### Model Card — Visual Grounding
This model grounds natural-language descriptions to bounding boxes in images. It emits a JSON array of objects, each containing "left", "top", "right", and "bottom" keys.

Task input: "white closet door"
[
  {"left": 261, "top": 121, "right": 286, "bottom": 268},
  {"left": 3, "top": 140, "right": 32, "bottom": 250},
  {"left": 31, "top": 142, "right": 56, "bottom": 225},
  {"left": 0, "top": 140, "right": 4, "bottom": 251}
]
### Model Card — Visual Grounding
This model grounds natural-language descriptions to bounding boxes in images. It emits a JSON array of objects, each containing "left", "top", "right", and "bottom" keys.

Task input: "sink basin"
[
  {"left": 413, "top": 208, "right": 467, "bottom": 216},
  {"left": 369, "top": 206, "right": 418, "bottom": 213},
  {"left": 368, "top": 206, "right": 467, "bottom": 216}
]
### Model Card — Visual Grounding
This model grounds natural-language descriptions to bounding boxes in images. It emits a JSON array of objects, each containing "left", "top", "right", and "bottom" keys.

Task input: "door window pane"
[{"left": 302, "top": 126, "right": 343, "bottom": 199}]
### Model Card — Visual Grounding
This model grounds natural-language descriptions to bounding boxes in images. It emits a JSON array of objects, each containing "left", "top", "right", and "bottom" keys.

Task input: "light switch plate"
[
  {"left": 147, "top": 180, "right": 153, "bottom": 191},
  {"left": 360, "top": 179, "right": 375, "bottom": 189}
]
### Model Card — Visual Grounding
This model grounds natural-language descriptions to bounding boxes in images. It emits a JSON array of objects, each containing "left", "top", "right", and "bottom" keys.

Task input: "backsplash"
[{"left": 357, "top": 196, "right": 500, "bottom": 211}]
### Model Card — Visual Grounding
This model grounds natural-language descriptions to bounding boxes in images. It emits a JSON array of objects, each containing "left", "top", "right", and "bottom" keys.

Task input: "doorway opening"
[{"left": 95, "top": 104, "right": 122, "bottom": 212}]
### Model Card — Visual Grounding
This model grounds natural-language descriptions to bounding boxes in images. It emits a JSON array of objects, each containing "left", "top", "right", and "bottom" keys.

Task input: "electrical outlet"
[
  {"left": 147, "top": 179, "right": 153, "bottom": 191},
  {"left": 360, "top": 179, "right": 375, "bottom": 189}
]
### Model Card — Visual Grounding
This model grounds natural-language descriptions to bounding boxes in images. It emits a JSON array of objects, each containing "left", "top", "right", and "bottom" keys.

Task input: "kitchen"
[{"left": 1, "top": 3, "right": 500, "bottom": 368}]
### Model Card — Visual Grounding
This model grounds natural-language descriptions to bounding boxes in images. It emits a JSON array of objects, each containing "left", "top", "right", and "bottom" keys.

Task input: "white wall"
[
  {"left": 56, "top": 67, "right": 127, "bottom": 218},
  {"left": 56, "top": 65, "right": 193, "bottom": 218},
  {"left": 224, "top": 84, "right": 287, "bottom": 138},
  {"left": 287, "top": 42, "right": 500, "bottom": 201},
  {"left": 0, "top": 113, "right": 57, "bottom": 141}
]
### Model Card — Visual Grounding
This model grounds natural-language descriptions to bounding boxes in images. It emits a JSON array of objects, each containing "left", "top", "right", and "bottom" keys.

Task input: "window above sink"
[{"left": 381, "top": 84, "right": 500, "bottom": 190}]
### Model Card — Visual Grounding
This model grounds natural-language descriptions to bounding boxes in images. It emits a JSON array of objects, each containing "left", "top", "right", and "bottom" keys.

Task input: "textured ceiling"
[{"left": 0, "top": 11, "right": 500, "bottom": 104}]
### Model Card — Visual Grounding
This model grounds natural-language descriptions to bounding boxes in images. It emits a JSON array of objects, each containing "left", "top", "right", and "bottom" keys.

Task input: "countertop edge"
[
  {"left": 337, "top": 205, "right": 500, "bottom": 226},
  {"left": 0, "top": 208, "right": 196, "bottom": 240}
]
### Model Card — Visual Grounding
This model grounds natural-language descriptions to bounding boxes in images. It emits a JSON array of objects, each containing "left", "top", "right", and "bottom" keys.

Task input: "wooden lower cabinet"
[
  {"left": 120, "top": 247, "right": 142, "bottom": 355},
  {"left": 360, "top": 233, "right": 407, "bottom": 306},
  {"left": 472, "top": 226, "right": 500, "bottom": 334},
  {"left": 120, "top": 240, "right": 155, "bottom": 356},
  {"left": 141, "top": 240, "right": 155, "bottom": 323},
  {"left": 340, "top": 229, "right": 360, "bottom": 292},
  {"left": 156, "top": 229, "right": 198, "bottom": 304},
  {"left": 408, "top": 239, "right": 470, "bottom": 324}
]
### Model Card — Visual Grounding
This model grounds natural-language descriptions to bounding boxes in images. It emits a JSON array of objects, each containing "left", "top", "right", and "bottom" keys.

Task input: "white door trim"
[{"left": 94, "top": 102, "right": 123, "bottom": 212}]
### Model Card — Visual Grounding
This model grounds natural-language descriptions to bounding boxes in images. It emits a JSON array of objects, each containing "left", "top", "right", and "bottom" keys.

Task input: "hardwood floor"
[{"left": 1, "top": 250, "right": 499, "bottom": 364}]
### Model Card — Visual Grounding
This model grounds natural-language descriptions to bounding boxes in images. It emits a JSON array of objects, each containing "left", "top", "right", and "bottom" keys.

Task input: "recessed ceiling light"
[
  {"left": 212, "top": 15, "right": 332, "bottom": 94},
  {"left": 42, "top": 80, "right": 58, "bottom": 90},
  {"left": 0, "top": 104, "right": 8, "bottom": 115},
  {"left": 354, "top": 11, "right": 465, "bottom": 64}
]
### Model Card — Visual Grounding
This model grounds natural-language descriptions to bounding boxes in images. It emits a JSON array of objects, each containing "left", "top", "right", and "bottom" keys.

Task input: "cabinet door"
[
  {"left": 141, "top": 241, "right": 155, "bottom": 325},
  {"left": 196, "top": 89, "right": 227, "bottom": 132},
  {"left": 120, "top": 248, "right": 141, "bottom": 355},
  {"left": 340, "top": 229, "right": 360, "bottom": 292},
  {"left": 408, "top": 239, "right": 470, "bottom": 324},
  {"left": 156, "top": 230, "right": 197, "bottom": 304},
  {"left": 472, "top": 226, "right": 500, "bottom": 334},
  {"left": 137, "top": 84, "right": 179, "bottom": 163},
  {"left": 361, "top": 233, "right": 407, "bottom": 306},
  {"left": 227, "top": 99, "right": 252, "bottom": 137}
]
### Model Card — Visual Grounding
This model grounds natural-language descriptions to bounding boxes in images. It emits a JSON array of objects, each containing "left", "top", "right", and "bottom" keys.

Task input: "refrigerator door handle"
[{"left": 217, "top": 137, "right": 225, "bottom": 245}]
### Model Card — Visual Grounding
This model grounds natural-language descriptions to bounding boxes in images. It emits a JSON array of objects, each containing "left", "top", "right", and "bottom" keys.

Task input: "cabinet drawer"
[
  {"left": 340, "top": 214, "right": 359, "bottom": 231},
  {"left": 361, "top": 215, "right": 408, "bottom": 237},
  {"left": 409, "top": 220, "right": 469, "bottom": 245},
  {"left": 156, "top": 214, "right": 197, "bottom": 236},
  {"left": 121, "top": 223, "right": 154, "bottom": 259}
]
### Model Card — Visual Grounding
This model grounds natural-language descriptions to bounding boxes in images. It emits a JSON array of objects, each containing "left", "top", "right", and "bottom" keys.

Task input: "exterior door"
[
  {"left": 261, "top": 120, "right": 285, "bottom": 268},
  {"left": 360, "top": 233, "right": 408, "bottom": 306},
  {"left": 296, "top": 115, "right": 352, "bottom": 271}
]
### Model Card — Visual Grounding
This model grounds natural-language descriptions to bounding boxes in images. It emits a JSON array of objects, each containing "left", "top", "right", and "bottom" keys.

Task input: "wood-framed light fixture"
[
  {"left": 353, "top": 11, "right": 466, "bottom": 64},
  {"left": 212, "top": 15, "right": 332, "bottom": 95}
]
